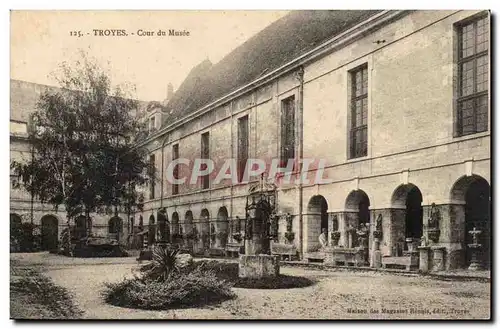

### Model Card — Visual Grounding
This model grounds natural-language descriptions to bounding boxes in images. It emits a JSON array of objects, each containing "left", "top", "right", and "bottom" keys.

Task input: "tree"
[{"left": 11, "top": 53, "right": 149, "bottom": 246}]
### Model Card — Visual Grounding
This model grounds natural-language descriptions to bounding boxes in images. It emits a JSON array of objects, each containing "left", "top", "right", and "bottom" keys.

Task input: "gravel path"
[{"left": 11, "top": 253, "right": 491, "bottom": 320}]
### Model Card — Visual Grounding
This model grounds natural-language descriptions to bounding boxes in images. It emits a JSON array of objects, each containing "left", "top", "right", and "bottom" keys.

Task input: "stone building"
[
  {"left": 9, "top": 79, "right": 150, "bottom": 249},
  {"left": 10, "top": 10, "right": 490, "bottom": 271},
  {"left": 136, "top": 10, "right": 490, "bottom": 271}
]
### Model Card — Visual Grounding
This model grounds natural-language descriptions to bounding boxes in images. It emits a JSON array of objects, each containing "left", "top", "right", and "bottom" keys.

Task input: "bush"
[
  {"left": 140, "top": 247, "right": 180, "bottom": 280},
  {"left": 10, "top": 269, "right": 83, "bottom": 319},
  {"left": 102, "top": 266, "right": 235, "bottom": 310}
]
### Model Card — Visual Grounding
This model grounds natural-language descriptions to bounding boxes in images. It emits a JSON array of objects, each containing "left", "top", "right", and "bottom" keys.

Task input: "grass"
[{"left": 10, "top": 260, "right": 83, "bottom": 319}]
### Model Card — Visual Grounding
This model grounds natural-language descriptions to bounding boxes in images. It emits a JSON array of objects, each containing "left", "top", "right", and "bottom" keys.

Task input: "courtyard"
[{"left": 10, "top": 252, "right": 491, "bottom": 320}]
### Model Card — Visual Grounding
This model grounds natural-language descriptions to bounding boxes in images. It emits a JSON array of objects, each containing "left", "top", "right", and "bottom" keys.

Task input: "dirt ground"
[{"left": 10, "top": 252, "right": 491, "bottom": 320}]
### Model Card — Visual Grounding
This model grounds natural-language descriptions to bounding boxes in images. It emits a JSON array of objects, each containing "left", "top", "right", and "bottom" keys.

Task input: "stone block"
[{"left": 238, "top": 254, "right": 280, "bottom": 278}]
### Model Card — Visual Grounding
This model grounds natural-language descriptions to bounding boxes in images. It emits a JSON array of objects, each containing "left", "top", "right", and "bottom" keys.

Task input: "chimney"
[{"left": 166, "top": 83, "right": 174, "bottom": 102}]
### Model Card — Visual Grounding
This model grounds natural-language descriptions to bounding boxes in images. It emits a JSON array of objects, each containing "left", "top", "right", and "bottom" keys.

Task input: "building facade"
[
  {"left": 10, "top": 10, "right": 490, "bottom": 271},
  {"left": 136, "top": 10, "right": 490, "bottom": 270},
  {"left": 9, "top": 79, "right": 147, "bottom": 250}
]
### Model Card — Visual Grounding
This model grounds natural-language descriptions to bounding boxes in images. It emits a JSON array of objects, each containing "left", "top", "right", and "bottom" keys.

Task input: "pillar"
[
  {"left": 371, "top": 238, "right": 382, "bottom": 268},
  {"left": 418, "top": 246, "right": 431, "bottom": 273},
  {"left": 431, "top": 246, "right": 446, "bottom": 272}
]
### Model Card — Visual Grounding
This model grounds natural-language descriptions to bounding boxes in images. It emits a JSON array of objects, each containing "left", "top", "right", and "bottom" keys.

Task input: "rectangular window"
[
  {"left": 10, "top": 121, "right": 28, "bottom": 135},
  {"left": 457, "top": 15, "right": 489, "bottom": 136},
  {"left": 172, "top": 144, "right": 179, "bottom": 195},
  {"left": 280, "top": 96, "right": 295, "bottom": 168},
  {"left": 349, "top": 64, "right": 368, "bottom": 159},
  {"left": 237, "top": 115, "right": 249, "bottom": 182},
  {"left": 148, "top": 154, "right": 155, "bottom": 199},
  {"left": 201, "top": 132, "right": 210, "bottom": 189}
]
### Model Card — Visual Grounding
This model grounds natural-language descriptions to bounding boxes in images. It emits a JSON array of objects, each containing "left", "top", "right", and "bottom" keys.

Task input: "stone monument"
[
  {"left": 427, "top": 203, "right": 441, "bottom": 243},
  {"left": 239, "top": 174, "right": 280, "bottom": 279},
  {"left": 468, "top": 227, "right": 482, "bottom": 271},
  {"left": 319, "top": 228, "right": 328, "bottom": 249}
]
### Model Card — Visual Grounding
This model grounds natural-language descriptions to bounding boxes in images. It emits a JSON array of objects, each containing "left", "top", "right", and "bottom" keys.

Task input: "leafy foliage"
[
  {"left": 140, "top": 247, "right": 180, "bottom": 281},
  {"left": 102, "top": 266, "right": 235, "bottom": 310},
  {"left": 10, "top": 53, "right": 149, "bottom": 231}
]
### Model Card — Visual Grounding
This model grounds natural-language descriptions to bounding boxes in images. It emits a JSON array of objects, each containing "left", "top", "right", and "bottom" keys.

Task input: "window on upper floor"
[
  {"left": 349, "top": 64, "right": 368, "bottom": 159},
  {"left": 148, "top": 154, "right": 156, "bottom": 199},
  {"left": 201, "top": 132, "right": 210, "bottom": 189},
  {"left": 172, "top": 144, "right": 179, "bottom": 195},
  {"left": 280, "top": 96, "right": 295, "bottom": 169},
  {"left": 456, "top": 14, "right": 489, "bottom": 137},
  {"left": 237, "top": 115, "right": 249, "bottom": 182}
]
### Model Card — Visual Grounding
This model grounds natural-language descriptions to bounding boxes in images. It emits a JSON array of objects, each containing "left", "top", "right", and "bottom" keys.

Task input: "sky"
[{"left": 10, "top": 10, "right": 289, "bottom": 101}]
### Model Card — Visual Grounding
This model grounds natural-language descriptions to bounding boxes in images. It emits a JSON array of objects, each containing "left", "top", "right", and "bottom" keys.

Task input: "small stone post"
[
  {"left": 371, "top": 238, "right": 382, "bottom": 268},
  {"left": 418, "top": 247, "right": 431, "bottom": 273},
  {"left": 468, "top": 227, "right": 482, "bottom": 271},
  {"left": 431, "top": 246, "right": 446, "bottom": 272}
]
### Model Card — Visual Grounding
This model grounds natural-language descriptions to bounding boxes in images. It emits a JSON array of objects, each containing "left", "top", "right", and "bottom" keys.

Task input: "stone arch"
[
  {"left": 171, "top": 212, "right": 180, "bottom": 235},
  {"left": 306, "top": 195, "right": 329, "bottom": 251},
  {"left": 157, "top": 209, "right": 169, "bottom": 243},
  {"left": 200, "top": 209, "right": 210, "bottom": 233},
  {"left": 10, "top": 213, "right": 23, "bottom": 251},
  {"left": 217, "top": 206, "right": 229, "bottom": 231},
  {"left": 199, "top": 209, "right": 211, "bottom": 249},
  {"left": 184, "top": 210, "right": 194, "bottom": 234},
  {"left": 10, "top": 213, "right": 22, "bottom": 230},
  {"left": 75, "top": 215, "right": 88, "bottom": 239},
  {"left": 450, "top": 175, "right": 490, "bottom": 269},
  {"left": 391, "top": 183, "right": 421, "bottom": 209},
  {"left": 109, "top": 216, "right": 123, "bottom": 234},
  {"left": 216, "top": 207, "right": 229, "bottom": 248},
  {"left": 148, "top": 214, "right": 155, "bottom": 245},
  {"left": 345, "top": 189, "right": 371, "bottom": 226},
  {"left": 450, "top": 174, "right": 490, "bottom": 204},
  {"left": 41, "top": 215, "right": 58, "bottom": 251},
  {"left": 390, "top": 184, "right": 423, "bottom": 255}
]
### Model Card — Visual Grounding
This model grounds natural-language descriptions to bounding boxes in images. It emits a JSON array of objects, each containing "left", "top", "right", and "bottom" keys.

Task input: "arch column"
[
  {"left": 199, "top": 209, "right": 210, "bottom": 252},
  {"left": 41, "top": 215, "right": 59, "bottom": 251},
  {"left": 449, "top": 175, "right": 491, "bottom": 270},
  {"left": 216, "top": 207, "right": 229, "bottom": 249},
  {"left": 305, "top": 195, "right": 328, "bottom": 253}
]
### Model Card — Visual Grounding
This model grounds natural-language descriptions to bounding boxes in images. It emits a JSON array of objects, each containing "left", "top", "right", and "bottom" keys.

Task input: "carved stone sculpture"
[
  {"left": 427, "top": 203, "right": 441, "bottom": 243},
  {"left": 373, "top": 214, "right": 383, "bottom": 240},
  {"left": 331, "top": 214, "right": 339, "bottom": 232}
]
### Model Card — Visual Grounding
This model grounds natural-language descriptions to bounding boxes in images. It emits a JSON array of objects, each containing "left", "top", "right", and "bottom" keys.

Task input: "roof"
[
  {"left": 10, "top": 79, "right": 149, "bottom": 123},
  {"left": 10, "top": 79, "right": 60, "bottom": 123},
  {"left": 163, "top": 10, "right": 382, "bottom": 124}
]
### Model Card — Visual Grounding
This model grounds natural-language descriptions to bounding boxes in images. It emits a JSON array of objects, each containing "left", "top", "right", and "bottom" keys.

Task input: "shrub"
[
  {"left": 140, "top": 247, "right": 181, "bottom": 281},
  {"left": 102, "top": 266, "right": 235, "bottom": 310}
]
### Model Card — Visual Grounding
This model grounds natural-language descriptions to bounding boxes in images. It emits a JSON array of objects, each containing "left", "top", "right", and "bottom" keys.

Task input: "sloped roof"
[
  {"left": 11, "top": 79, "right": 149, "bottom": 123},
  {"left": 10, "top": 79, "right": 60, "bottom": 122},
  {"left": 164, "top": 10, "right": 381, "bottom": 123}
]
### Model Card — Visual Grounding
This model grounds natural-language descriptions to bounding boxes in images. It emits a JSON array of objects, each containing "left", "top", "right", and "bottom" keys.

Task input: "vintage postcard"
[{"left": 9, "top": 9, "right": 491, "bottom": 320}]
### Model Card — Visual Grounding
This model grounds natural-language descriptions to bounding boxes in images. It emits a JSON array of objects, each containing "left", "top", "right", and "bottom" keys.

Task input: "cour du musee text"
[{"left": 89, "top": 29, "right": 190, "bottom": 37}]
